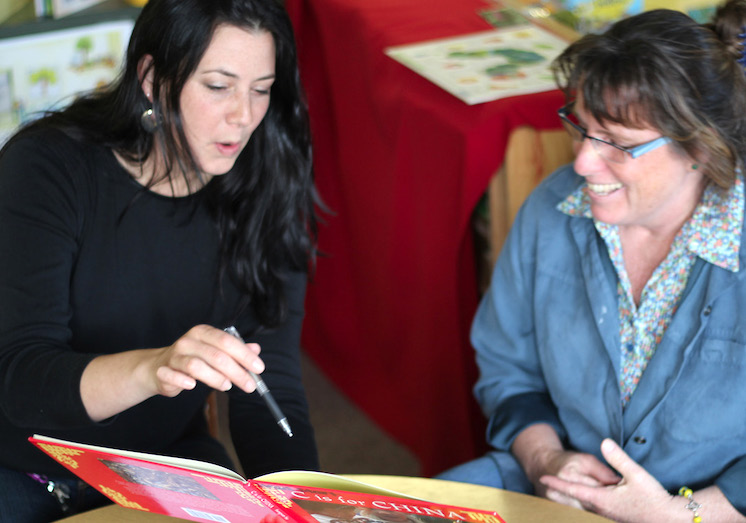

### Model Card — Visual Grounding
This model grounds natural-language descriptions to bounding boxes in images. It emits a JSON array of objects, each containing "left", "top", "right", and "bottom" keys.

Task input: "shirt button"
[
  {"left": 633, "top": 436, "right": 647, "bottom": 444},
  {"left": 703, "top": 305, "right": 712, "bottom": 316}
]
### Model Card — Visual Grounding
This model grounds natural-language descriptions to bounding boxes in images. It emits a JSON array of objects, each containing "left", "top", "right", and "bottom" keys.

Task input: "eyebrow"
[
  {"left": 201, "top": 68, "right": 275, "bottom": 81},
  {"left": 574, "top": 111, "right": 632, "bottom": 142}
]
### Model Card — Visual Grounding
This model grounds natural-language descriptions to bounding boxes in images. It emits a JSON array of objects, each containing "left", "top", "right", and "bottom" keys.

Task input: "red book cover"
[
  {"left": 257, "top": 482, "right": 508, "bottom": 523},
  {"left": 29, "top": 435, "right": 507, "bottom": 523}
]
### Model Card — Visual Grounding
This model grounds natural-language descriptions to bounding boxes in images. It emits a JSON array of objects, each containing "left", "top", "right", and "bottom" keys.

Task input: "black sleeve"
[
  {"left": 227, "top": 270, "right": 320, "bottom": 477},
  {"left": 0, "top": 131, "right": 95, "bottom": 429}
]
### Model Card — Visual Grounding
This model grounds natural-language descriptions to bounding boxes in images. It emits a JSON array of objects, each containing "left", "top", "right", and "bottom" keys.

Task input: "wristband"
[{"left": 678, "top": 486, "right": 702, "bottom": 523}]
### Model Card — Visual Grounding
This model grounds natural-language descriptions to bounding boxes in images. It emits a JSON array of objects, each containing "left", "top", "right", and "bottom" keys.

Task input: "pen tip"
[{"left": 279, "top": 418, "right": 293, "bottom": 438}]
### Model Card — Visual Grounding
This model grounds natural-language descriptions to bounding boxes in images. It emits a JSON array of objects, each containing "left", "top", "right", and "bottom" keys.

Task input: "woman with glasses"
[{"left": 439, "top": 1, "right": 746, "bottom": 521}]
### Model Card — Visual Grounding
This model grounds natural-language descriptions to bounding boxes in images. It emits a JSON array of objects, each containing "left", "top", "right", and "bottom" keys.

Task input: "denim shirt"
[
  {"left": 559, "top": 176, "right": 743, "bottom": 406},
  {"left": 472, "top": 165, "right": 746, "bottom": 514}
]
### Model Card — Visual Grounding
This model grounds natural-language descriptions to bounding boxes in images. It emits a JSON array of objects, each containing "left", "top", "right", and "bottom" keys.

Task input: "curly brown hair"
[{"left": 552, "top": 0, "right": 746, "bottom": 189}]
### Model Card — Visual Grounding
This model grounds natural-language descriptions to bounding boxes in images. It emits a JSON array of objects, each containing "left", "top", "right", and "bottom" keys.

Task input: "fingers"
[
  {"left": 540, "top": 474, "right": 601, "bottom": 513},
  {"left": 542, "top": 482, "right": 586, "bottom": 510},
  {"left": 216, "top": 327, "right": 264, "bottom": 374},
  {"left": 551, "top": 451, "right": 620, "bottom": 487},
  {"left": 537, "top": 443, "right": 622, "bottom": 512},
  {"left": 600, "top": 438, "right": 645, "bottom": 481},
  {"left": 542, "top": 440, "right": 672, "bottom": 521},
  {"left": 155, "top": 364, "right": 197, "bottom": 396},
  {"left": 158, "top": 325, "right": 266, "bottom": 394},
  {"left": 583, "top": 448, "right": 623, "bottom": 486}
]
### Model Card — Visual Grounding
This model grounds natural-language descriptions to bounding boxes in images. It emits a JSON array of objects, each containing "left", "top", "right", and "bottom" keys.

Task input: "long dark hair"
[
  {"left": 3, "top": 0, "right": 318, "bottom": 327},
  {"left": 552, "top": 1, "right": 746, "bottom": 189}
]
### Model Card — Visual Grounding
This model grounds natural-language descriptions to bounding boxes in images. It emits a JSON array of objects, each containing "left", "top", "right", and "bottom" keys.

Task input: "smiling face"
[
  {"left": 571, "top": 97, "right": 705, "bottom": 233},
  {"left": 179, "top": 24, "right": 276, "bottom": 179}
]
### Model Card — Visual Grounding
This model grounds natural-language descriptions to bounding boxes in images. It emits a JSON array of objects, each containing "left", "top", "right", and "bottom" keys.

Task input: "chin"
[
  {"left": 590, "top": 207, "right": 625, "bottom": 226},
  {"left": 202, "top": 162, "right": 238, "bottom": 177},
  {"left": 207, "top": 169, "right": 233, "bottom": 177}
]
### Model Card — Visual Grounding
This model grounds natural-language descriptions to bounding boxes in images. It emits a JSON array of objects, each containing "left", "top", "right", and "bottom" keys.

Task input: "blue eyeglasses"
[{"left": 558, "top": 104, "right": 672, "bottom": 164}]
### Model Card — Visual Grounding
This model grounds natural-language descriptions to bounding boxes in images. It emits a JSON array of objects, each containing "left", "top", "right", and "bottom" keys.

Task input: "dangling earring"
[
  {"left": 141, "top": 107, "right": 158, "bottom": 133},
  {"left": 691, "top": 163, "right": 699, "bottom": 170}
]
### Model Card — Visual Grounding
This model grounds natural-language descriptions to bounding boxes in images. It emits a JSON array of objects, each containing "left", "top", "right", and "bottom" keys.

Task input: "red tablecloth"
[{"left": 287, "top": 0, "right": 566, "bottom": 476}]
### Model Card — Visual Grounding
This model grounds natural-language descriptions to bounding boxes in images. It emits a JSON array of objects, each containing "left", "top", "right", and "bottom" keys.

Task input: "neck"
[
  {"left": 620, "top": 177, "right": 706, "bottom": 240},
  {"left": 114, "top": 150, "right": 207, "bottom": 198}
]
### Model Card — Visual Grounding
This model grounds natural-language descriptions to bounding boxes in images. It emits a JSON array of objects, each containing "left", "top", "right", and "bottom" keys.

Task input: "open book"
[{"left": 30, "top": 435, "right": 507, "bottom": 523}]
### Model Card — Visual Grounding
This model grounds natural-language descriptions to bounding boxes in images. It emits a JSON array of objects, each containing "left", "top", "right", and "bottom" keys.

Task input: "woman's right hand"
[
  {"left": 150, "top": 324, "right": 265, "bottom": 397},
  {"left": 80, "top": 324, "right": 266, "bottom": 421}
]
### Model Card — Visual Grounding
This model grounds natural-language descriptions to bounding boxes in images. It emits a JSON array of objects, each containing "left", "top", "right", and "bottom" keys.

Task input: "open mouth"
[
  {"left": 586, "top": 182, "right": 623, "bottom": 196},
  {"left": 216, "top": 142, "right": 241, "bottom": 155}
]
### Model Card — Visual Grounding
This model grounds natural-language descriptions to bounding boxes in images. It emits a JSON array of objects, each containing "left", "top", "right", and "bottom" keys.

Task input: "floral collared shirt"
[{"left": 557, "top": 176, "right": 743, "bottom": 406}]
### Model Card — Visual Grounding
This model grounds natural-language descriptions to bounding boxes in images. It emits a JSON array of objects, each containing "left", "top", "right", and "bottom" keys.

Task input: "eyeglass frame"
[{"left": 557, "top": 104, "right": 672, "bottom": 162}]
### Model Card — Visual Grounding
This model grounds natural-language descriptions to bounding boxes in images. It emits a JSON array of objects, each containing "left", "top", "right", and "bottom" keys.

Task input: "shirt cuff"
[{"left": 486, "top": 392, "right": 566, "bottom": 451}]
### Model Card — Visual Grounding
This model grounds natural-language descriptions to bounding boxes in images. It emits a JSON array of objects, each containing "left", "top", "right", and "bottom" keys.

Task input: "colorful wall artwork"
[{"left": 0, "top": 19, "right": 134, "bottom": 144}]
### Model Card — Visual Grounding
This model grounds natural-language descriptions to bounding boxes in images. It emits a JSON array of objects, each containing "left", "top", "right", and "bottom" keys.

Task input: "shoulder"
[
  {"left": 1, "top": 126, "right": 98, "bottom": 182},
  {"left": 531, "top": 164, "right": 583, "bottom": 206},
  {"left": 2, "top": 125, "right": 110, "bottom": 184},
  {"left": 0, "top": 126, "right": 113, "bottom": 221},
  {"left": 513, "top": 164, "right": 585, "bottom": 229},
  {"left": 4, "top": 125, "right": 80, "bottom": 155},
  {"left": 497, "top": 164, "right": 592, "bottom": 275}
]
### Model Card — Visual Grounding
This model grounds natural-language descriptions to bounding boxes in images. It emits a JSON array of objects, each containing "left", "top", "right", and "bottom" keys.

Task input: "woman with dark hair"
[
  {"left": 439, "top": 1, "right": 746, "bottom": 521},
  {"left": 0, "top": 0, "right": 320, "bottom": 520}
]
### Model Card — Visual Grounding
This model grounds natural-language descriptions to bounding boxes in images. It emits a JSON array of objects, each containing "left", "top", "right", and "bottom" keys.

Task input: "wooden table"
[{"left": 58, "top": 474, "right": 612, "bottom": 522}]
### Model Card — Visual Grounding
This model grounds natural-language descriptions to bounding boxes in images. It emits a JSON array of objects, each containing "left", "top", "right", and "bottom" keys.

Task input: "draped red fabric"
[{"left": 286, "top": 0, "right": 567, "bottom": 476}]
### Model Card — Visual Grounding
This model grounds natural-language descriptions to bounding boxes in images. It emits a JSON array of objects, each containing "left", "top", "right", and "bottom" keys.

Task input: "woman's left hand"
[{"left": 539, "top": 438, "right": 676, "bottom": 522}]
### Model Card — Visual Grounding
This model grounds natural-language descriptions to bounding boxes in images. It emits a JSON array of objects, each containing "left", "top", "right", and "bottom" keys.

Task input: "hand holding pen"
[
  {"left": 224, "top": 326, "right": 294, "bottom": 438},
  {"left": 83, "top": 324, "right": 282, "bottom": 423}
]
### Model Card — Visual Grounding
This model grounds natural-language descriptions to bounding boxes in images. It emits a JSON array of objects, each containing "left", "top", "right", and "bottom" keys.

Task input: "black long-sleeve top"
[{"left": 0, "top": 127, "right": 319, "bottom": 478}]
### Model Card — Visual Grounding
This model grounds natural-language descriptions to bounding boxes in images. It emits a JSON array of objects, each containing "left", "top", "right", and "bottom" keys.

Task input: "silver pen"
[{"left": 224, "top": 326, "right": 293, "bottom": 438}]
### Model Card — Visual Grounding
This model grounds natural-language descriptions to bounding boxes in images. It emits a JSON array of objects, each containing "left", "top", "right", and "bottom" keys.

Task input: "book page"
[
  {"left": 30, "top": 435, "right": 508, "bottom": 523},
  {"left": 30, "top": 435, "right": 285, "bottom": 523},
  {"left": 257, "top": 470, "right": 422, "bottom": 500},
  {"left": 255, "top": 482, "right": 507, "bottom": 523},
  {"left": 31, "top": 434, "right": 245, "bottom": 481}
]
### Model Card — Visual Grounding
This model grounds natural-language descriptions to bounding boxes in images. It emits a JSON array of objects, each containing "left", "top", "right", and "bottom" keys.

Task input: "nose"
[
  {"left": 228, "top": 94, "right": 252, "bottom": 127},
  {"left": 572, "top": 138, "right": 604, "bottom": 177}
]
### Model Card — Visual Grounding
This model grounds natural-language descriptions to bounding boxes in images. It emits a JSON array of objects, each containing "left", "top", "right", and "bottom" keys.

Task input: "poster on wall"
[
  {"left": 500, "top": 0, "right": 720, "bottom": 35},
  {"left": 562, "top": 0, "right": 718, "bottom": 31},
  {"left": 0, "top": 18, "right": 134, "bottom": 144},
  {"left": 34, "top": 0, "right": 108, "bottom": 19}
]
